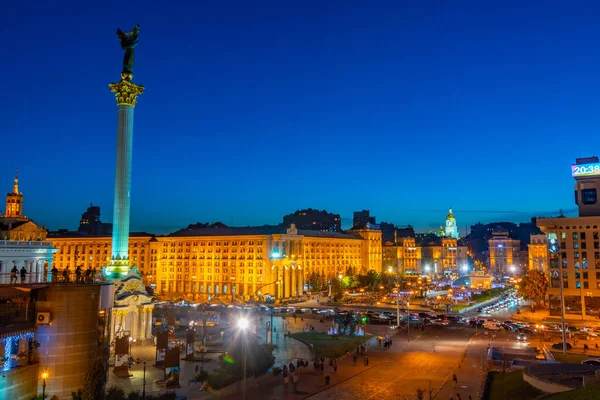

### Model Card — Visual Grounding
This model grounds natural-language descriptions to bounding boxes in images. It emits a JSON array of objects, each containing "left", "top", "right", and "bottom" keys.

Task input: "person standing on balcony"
[
  {"left": 10, "top": 265, "right": 18, "bottom": 284},
  {"left": 20, "top": 266, "right": 27, "bottom": 284}
]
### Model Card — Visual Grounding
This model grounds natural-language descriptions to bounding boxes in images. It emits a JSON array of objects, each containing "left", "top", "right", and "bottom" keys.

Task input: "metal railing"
[
  {"left": 0, "top": 240, "right": 55, "bottom": 247},
  {"left": 0, "top": 272, "right": 106, "bottom": 286}
]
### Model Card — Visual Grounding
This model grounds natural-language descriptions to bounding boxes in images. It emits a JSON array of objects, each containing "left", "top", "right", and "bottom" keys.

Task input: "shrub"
[{"left": 105, "top": 386, "right": 126, "bottom": 400}]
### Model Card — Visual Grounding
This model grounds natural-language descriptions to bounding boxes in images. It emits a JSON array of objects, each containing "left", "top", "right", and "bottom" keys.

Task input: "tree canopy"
[{"left": 517, "top": 270, "right": 548, "bottom": 305}]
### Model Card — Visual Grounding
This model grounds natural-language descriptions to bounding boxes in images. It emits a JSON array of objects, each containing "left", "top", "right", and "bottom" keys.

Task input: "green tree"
[
  {"left": 307, "top": 271, "right": 326, "bottom": 291},
  {"left": 518, "top": 270, "right": 548, "bottom": 306}
]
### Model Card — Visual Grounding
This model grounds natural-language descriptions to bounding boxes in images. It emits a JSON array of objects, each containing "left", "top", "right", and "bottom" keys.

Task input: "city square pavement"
[
  {"left": 107, "top": 314, "right": 395, "bottom": 398},
  {"left": 215, "top": 325, "right": 481, "bottom": 400},
  {"left": 108, "top": 312, "right": 507, "bottom": 400}
]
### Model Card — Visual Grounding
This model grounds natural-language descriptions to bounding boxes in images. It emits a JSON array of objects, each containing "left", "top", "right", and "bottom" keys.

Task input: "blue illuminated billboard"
[{"left": 572, "top": 163, "right": 600, "bottom": 178}]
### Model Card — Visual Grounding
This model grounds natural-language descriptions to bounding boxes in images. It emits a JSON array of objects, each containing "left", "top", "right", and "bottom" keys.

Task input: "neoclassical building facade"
[
  {"left": 49, "top": 224, "right": 383, "bottom": 300},
  {"left": 0, "top": 173, "right": 57, "bottom": 283}
]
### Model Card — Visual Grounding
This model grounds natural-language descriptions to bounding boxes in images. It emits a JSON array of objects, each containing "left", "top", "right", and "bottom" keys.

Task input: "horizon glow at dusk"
[{"left": 2, "top": 1, "right": 598, "bottom": 234}]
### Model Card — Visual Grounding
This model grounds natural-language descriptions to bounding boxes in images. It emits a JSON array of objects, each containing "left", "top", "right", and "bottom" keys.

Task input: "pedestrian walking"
[
  {"left": 364, "top": 355, "right": 369, "bottom": 366},
  {"left": 353, "top": 355, "right": 357, "bottom": 365},
  {"left": 457, "top": 394, "right": 462, "bottom": 400},
  {"left": 453, "top": 373, "right": 458, "bottom": 387},
  {"left": 325, "top": 372, "right": 330, "bottom": 385},
  {"left": 334, "top": 360, "right": 338, "bottom": 373},
  {"left": 195, "top": 365, "right": 199, "bottom": 374},
  {"left": 283, "top": 374, "right": 289, "bottom": 391},
  {"left": 292, "top": 373, "right": 299, "bottom": 392}
]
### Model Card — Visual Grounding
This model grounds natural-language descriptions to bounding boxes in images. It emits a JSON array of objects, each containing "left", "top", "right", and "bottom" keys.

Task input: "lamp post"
[
  {"left": 142, "top": 361, "right": 147, "bottom": 400},
  {"left": 128, "top": 337, "right": 136, "bottom": 362},
  {"left": 238, "top": 318, "right": 249, "bottom": 400},
  {"left": 231, "top": 276, "right": 236, "bottom": 302},
  {"left": 407, "top": 301, "right": 411, "bottom": 343},
  {"left": 41, "top": 372, "right": 48, "bottom": 399},
  {"left": 393, "top": 289, "right": 400, "bottom": 327}
]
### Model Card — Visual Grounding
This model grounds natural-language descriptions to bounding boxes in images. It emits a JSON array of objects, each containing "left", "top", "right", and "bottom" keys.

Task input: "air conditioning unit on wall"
[{"left": 36, "top": 312, "right": 51, "bottom": 325}]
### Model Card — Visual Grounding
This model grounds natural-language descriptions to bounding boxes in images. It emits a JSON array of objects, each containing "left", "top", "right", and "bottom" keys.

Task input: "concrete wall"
[
  {"left": 35, "top": 285, "right": 104, "bottom": 399},
  {"left": 0, "top": 363, "right": 40, "bottom": 400}
]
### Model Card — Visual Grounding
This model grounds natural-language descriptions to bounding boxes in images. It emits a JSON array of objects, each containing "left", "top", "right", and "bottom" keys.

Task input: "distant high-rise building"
[
  {"left": 353, "top": 210, "right": 375, "bottom": 228},
  {"left": 536, "top": 157, "right": 600, "bottom": 319},
  {"left": 573, "top": 156, "right": 600, "bottom": 216},
  {"left": 78, "top": 204, "right": 112, "bottom": 235},
  {"left": 282, "top": 209, "right": 341, "bottom": 231}
]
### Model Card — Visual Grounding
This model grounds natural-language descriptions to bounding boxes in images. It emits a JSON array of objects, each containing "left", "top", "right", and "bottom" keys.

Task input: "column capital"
[{"left": 109, "top": 80, "right": 145, "bottom": 107}]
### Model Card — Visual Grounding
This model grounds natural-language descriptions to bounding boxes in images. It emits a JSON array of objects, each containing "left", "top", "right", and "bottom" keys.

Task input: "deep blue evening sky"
[{"left": 2, "top": 1, "right": 599, "bottom": 234}]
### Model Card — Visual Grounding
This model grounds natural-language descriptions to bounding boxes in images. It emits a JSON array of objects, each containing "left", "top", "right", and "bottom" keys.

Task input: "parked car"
[
  {"left": 582, "top": 358, "right": 600, "bottom": 366},
  {"left": 552, "top": 342, "right": 573, "bottom": 350}
]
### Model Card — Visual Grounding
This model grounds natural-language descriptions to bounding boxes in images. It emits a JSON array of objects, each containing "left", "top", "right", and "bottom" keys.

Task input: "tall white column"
[{"left": 107, "top": 80, "right": 144, "bottom": 280}]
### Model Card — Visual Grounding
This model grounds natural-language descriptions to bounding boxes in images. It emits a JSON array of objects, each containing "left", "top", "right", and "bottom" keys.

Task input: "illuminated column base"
[{"left": 104, "top": 258, "right": 130, "bottom": 280}]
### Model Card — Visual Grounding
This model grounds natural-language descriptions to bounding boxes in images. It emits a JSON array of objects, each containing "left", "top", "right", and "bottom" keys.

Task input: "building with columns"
[
  {"left": 50, "top": 223, "right": 382, "bottom": 301},
  {"left": 157, "top": 223, "right": 381, "bottom": 301},
  {"left": 111, "top": 268, "right": 154, "bottom": 342},
  {"left": 0, "top": 173, "right": 57, "bottom": 283},
  {"left": 46, "top": 233, "right": 155, "bottom": 284}
]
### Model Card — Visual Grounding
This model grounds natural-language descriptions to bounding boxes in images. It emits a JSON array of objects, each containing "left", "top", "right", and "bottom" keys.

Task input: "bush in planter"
[{"left": 191, "top": 369, "right": 210, "bottom": 382}]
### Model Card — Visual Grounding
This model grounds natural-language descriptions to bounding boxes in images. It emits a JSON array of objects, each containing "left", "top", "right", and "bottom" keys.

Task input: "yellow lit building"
[
  {"left": 488, "top": 231, "right": 521, "bottom": 275},
  {"left": 420, "top": 235, "right": 467, "bottom": 274},
  {"left": 47, "top": 234, "right": 155, "bottom": 283},
  {"left": 49, "top": 224, "right": 382, "bottom": 300},
  {"left": 468, "top": 271, "right": 492, "bottom": 290},
  {"left": 528, "top": 234, "right": 548, "bottom": 271},
  {"left": 382, "top": 237, "right": 422, "bottom": 275}
]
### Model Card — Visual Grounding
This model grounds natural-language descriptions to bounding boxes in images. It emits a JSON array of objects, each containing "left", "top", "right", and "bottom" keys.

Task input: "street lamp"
[
  {"left": 230, "top": 276, "right": 236, "bottom": 301},
  {"left": 407, "top": 301, "right": 411, "bottom": 343},
  {"left": 41, "top": 371, "right": 48, "bottom": 399},
  {"left": 128, "top": 337, "right": 136, "bottom": 361},
  {"left": 238, "top": 318, "right": 249, "bottom": 400}
]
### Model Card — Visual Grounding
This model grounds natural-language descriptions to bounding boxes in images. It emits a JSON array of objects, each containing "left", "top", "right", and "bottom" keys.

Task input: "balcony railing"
[
  {"left": 0, "top": 240, "right": 55, "bottom": 247},
  {"left": 0, "top": 272, "right": 106, "bottom": 286}
]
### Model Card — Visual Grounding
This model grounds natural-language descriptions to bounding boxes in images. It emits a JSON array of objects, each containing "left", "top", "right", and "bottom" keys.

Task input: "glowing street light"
[
  {"left": 41, "top": 371, "right": 48, "bottom": 399},
  {"left": 238, "top": 318, "right": 249, "bottom": 400},
  {"left": 238, "top": 318, "right": 249, "bottom": 330}
]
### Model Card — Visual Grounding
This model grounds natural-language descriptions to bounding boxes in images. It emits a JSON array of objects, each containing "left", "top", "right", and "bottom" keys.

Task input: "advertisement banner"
[
  {"left": 186, "top": 328, "right": 195, "bottom": 357},
  {"left": 156, "top": 348, "right": 166, "bottom": 363},
  {"left": 165, "top": 366, "right": 180, "bottom": 388},
  {"left": 115, "top": 354, "right": 129, "bottom": 368}
]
